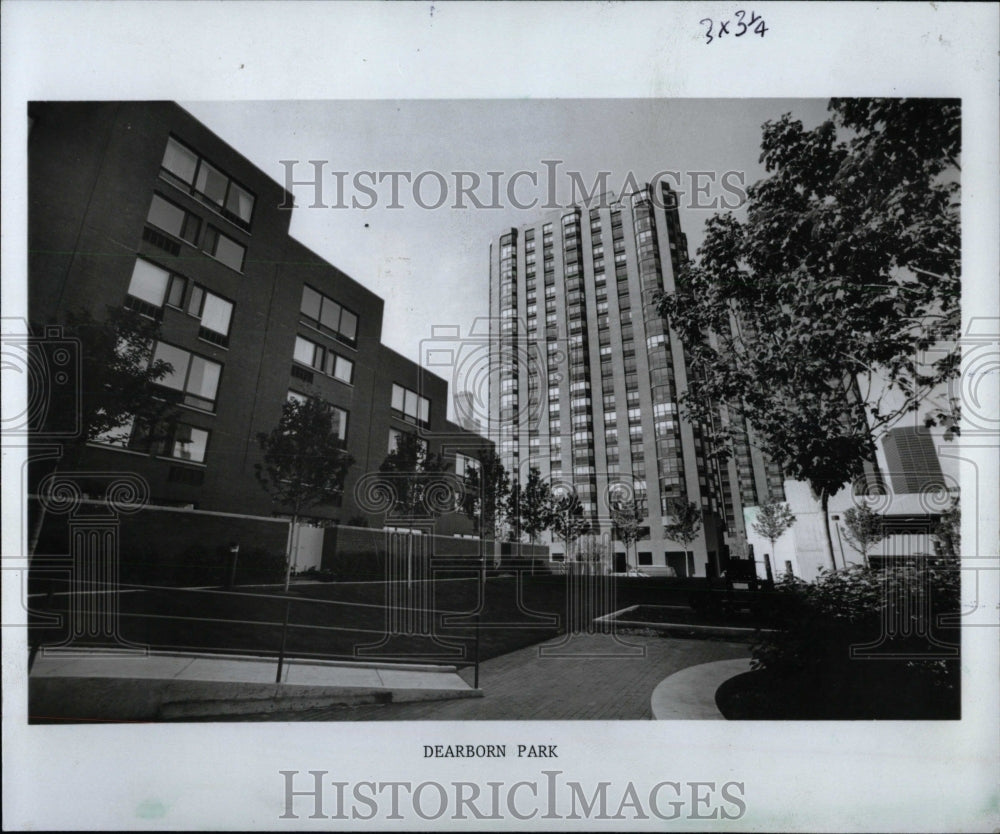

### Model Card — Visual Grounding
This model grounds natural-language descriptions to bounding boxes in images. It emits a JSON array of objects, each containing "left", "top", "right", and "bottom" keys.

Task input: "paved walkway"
[
  {"left": 253, "top": 632, "right": 751, "bottom": 721},
  {"left": 651, "top": 658, "right": 753, "bottom": 719}
]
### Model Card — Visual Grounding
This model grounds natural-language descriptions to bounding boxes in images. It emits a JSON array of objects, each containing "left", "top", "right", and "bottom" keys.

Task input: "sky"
[{"left": 182, "top": 99, "right": 831, "bottom": 418}]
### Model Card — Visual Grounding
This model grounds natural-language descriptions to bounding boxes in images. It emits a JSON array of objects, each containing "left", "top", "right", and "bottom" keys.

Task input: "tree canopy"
[
  {"left": 840, "top": 505, "right": 887, "bottom": 568},
  {"left": 516, "top": 466, "right": 556, "bottom": 545},
  {"left": 38, "top": 306, "right": 176, "bottom": 455},
  {"left": 657, "top": 98, "right": 960, "bottom": 568},
  {"left": 378, "top": 430, "right": 450, "bottom": 519},
  {"left": 663, "top": 498, "right": 703, "bottom": 550},
  {"left": 610, "top": 496, "right": 646, "bottom": 569},
  {"left": 255, "top": 397, "right": 355, "bottom": 518},
  {"left": 751, "top": 501, "right": 797, "bottom": 551},
  {"left": 460, "top": 448, "right": 512, "bottom": 539},
  {"left": 550, "top": 492, "right": 590, "bottom": 559}
]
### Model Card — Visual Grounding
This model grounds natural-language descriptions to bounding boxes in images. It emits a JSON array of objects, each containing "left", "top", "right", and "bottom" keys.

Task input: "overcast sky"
[{"left": 183, "top": 99, "right": 830, "bottom": 418}]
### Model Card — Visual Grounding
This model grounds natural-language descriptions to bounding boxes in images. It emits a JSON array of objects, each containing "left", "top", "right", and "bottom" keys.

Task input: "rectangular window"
[
  {"left": 294, "top": 335, "right": 318, "bottom": 367},
  {"left": 391, "top": 383, "right": 431, "bottom": 427},
  {"left": 151, "top": 342, "right": 222, "bottom": 411},
  {"left": 124, "top": 257, "right": 189, "bottom": 318},
  {"left": 389, "top": 427, "right": 427, "bottom": 454},
  {"left": 147, "top": 194, "right": 200, "bottom": 244},
  {"left": 455, "top": 452, "right": 479, "bottom": 481},
  {"left": 171, "top": 424, "right": 210, "bottom": 463},
  {"left": 161, "top": 137, "right": 198, "bottom": 185},
  {"left": 126, "top": 258, "right": 169, "bottom": 308},
  {"left": 330, "top": 354, "right": 353, "bottom": 383},
  {"left": 199, "top": 291, "right": 233, "bottom": 338},
  {"left": 184, "top": 284, "right": 234, "bottom": 346},
  {"left": 203, "top": 225, "right": 246, "bottom": 272},
  {"left": 195, "top": 160, "right": 229, "bottom": 206}
]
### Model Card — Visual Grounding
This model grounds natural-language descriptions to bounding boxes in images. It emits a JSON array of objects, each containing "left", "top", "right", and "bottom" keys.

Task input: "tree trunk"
[
  {"left": 28, "top": 463, "right": 57, "bottom": 560},
  {"left": 283, "top": 513, "right": 299, "bottom": 592},
  {"left": 820, "top": 491, "right": 837, "bottom": 571}
]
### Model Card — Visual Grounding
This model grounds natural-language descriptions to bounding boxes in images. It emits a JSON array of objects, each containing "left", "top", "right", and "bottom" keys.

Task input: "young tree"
[
  {"left": 751, "top": 501, "right": 797, "bottom": 564},
  {"left": 577, "top": 534, "right": 610, "bottom": 574},
  {"left": 550, "top": 492, "right": 590, "bottom": 562},
  {"left": 932, "top": 497, "right": 960, "bottom": 562},
  {"left": 517, "top": 466, "right": 556, "bottom": 546},
  {"left": 610, "top": 497, "right": 646, "bottom": 572},
  {"left": 657, "top": 99, "right": 960, "bottom": 570},
  {"left": 460, "top": 448, "right": 511, "bottom": 541},
  {"left": 378, "top": 430, "right": 450, "bottom": 519},
  {"left": 663, "top": 498, "right": 703, "bottom": 577},
  {"left": 48, "top": 306, "right": 178, "bottom": 450},
  {"left": 840, "top": 505, "right": 886, "bottom": 569},
  {"left": 29, "top": 306, "right": 177, "bottom": 554},
  {"left": 255, "top": 397, "right": 355, "bottom": 589}
]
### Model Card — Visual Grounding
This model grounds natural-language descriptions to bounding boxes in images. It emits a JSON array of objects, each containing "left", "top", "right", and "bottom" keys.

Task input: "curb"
[{"left": 596, "top": 606, "right": 776, "bottom": 640}]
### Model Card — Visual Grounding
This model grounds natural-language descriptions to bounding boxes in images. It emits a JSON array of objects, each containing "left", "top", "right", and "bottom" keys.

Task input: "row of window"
[
  {"left": 126, "top": 257, "right": 233, "bottom": 346},
  {"left": 104, "top": 417, "right": 210, "bottom": 464},
  {"left": 294, "top": 335, "right": 355, "bottom": 384},
  {"left": 300, "top": 285, "right": 359, "bottom": 347},
  {"left": 287, "top": 390, "right": 349, "bottom": 442},
  {"left": 100, "top": 385, "right": 351, "bottom": 471},
  {"left": 161, "top": 136, "right": 255, "bottom": 230},
  {"left": 391, "top": 383, "right": 431, "bottom": 427},
  {"left": 147, "top": 193, "right": 246, "bottom": 272}
]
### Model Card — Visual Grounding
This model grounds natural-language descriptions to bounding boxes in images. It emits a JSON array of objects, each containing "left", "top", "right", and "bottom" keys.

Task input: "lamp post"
[{"left": 227, "top": 541, "right": 240, "bottom": 589}]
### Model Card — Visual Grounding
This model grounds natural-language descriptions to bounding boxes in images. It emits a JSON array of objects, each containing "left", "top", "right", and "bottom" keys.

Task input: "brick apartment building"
[{"left": 28, "top": 101, "right": 489, "bottom": 534}]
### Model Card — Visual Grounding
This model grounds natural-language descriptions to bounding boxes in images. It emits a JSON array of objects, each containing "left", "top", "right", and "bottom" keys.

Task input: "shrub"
[
  {"left": 752, "top": 559, "right": 960, "bottom": 693},
  {"left": 236, "top": 546, "right": 285, "bottom": 585}
]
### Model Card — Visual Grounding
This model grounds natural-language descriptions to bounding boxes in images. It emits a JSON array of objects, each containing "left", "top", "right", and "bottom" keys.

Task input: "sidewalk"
[
  {"left": 29, "top": 649, "right": 480, "bottom": 722},
  {"left": 257, "top": 632, "right": 752, "bottom": 721},
  {"left": 650, "top": 658, "right": 753, "bottom": 719}
]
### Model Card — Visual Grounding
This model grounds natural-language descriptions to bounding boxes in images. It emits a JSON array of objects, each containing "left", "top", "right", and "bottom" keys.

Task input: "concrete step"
[{"left": 28, "top": 648, "right": 485, "bottom": 722}]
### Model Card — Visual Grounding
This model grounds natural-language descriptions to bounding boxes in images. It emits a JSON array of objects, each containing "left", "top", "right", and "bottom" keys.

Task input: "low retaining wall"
[{"left": 31, "top": 499, "right": 288, "bottom": 586}]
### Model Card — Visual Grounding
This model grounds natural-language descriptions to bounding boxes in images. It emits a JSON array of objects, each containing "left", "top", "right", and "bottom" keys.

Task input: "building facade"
[
  {"left": 488, "top": 182, "right": 782, "bottom": 576},
  {"left": 28, "top": 101, "right": 488, "bottom": 534}
]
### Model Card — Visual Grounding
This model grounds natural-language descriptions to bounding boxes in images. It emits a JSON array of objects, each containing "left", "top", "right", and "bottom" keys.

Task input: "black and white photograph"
[{"left": 3, "top": 2, "right": 998, "bottom": 831}]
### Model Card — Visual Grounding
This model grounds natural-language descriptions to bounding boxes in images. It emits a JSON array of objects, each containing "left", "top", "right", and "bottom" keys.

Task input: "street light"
[{"left": 227, "top": 541, "right": 240, "bottom": 588}]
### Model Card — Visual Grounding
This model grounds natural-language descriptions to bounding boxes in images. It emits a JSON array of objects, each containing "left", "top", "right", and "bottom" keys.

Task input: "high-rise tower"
[{"left": 488, "top": 181, "right": 779, "bottom": 576}]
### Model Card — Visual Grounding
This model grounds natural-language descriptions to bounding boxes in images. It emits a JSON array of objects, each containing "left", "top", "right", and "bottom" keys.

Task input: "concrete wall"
[
  {"left": 320, "top": 524, "right": 549, "bottom": 579},
  {"left": 745, "top": 475, "right": 955, "bottom": 583},
  {"left": 33, "top": 500, "right": 289, "bottom": 586}
]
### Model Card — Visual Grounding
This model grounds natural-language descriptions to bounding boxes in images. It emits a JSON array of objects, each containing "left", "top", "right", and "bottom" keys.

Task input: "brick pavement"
[{"left": 252, "top": 631, "right": 751, "bottom": 721}]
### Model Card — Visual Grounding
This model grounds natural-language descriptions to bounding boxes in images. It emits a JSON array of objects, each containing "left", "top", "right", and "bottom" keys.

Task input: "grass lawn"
[
  {"left": 29, "top": 575, "right": 581, "bottom": 666},
  {"left": 28, "top": 573, "right": 778, "bottom": 666}
]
